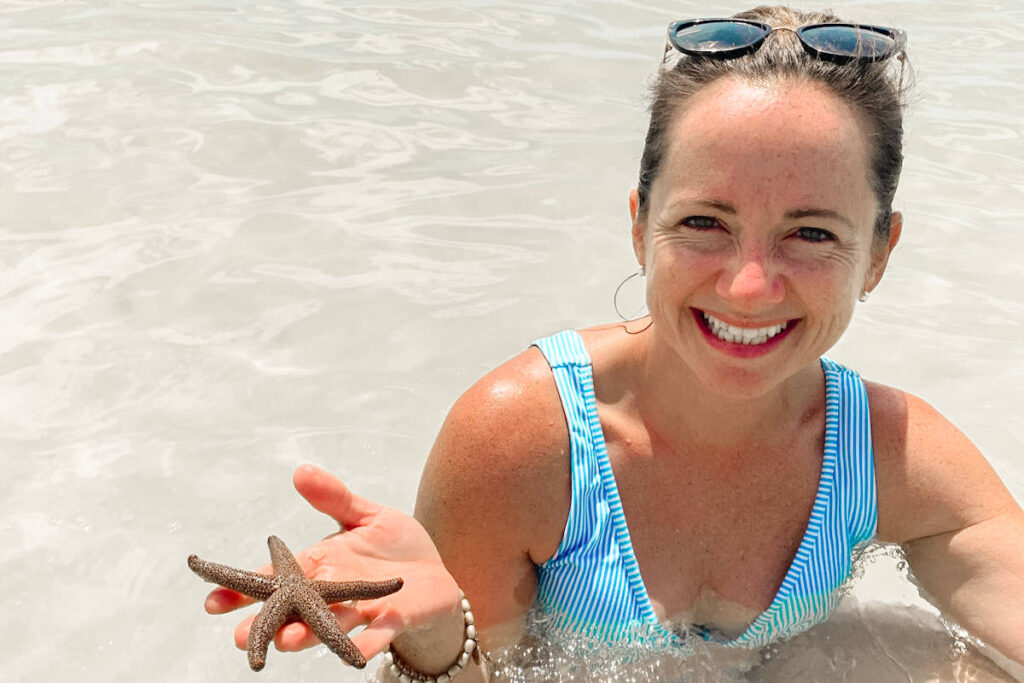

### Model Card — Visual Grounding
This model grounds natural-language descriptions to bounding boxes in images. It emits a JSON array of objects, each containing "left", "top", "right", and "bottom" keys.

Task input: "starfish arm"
[
  {"left": 294, "top": 592, "right": 367, "bottom": 669},
  {"left": 247, "top": 588, "right": 294, "bottom": 671},
  {"left": 313, "top": 577, "right": 404, "bottom": 603},
  {"left": 267, "top": 535, "right": 305, "bottom": 578},
  {"left": 187, "top": 555, "right": 277, "bottom": 600}
]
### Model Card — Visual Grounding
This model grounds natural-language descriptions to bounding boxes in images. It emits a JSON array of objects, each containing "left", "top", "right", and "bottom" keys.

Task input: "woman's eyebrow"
[
  {"left": 694, "top": 198, "right": 736, "bottom": 213},
  {"left": 786, "top": 208, "right": 855, "bottom": 228},
  {"left": 662, "top": 198, "right": 738, "bottom": 215},
  {"left": 677, "top": 200, "right": 855, "bottom": 229}
]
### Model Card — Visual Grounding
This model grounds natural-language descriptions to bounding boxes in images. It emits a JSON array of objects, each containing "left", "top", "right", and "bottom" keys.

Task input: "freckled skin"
[
  {"left": 632, "top": 76, "right": 892, "bottom": 400},
  {"left": 188, "top": 535, "right": 403, "bottom": 671}
]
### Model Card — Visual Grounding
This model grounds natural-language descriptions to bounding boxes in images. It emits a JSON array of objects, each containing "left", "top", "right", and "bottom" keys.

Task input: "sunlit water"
[{"left": 2, "top": 0, "right": 1023, "bottom": 681}]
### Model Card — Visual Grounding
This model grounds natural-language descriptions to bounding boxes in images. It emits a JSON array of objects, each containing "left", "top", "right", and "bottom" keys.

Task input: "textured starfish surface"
[{"left": 188, "top": 535, "right": 403, "bottom": 671}]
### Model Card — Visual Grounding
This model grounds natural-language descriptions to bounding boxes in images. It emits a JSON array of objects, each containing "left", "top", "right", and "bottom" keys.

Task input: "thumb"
[{"left": 293, "top": 464, "right": 381, "bottom": 529}]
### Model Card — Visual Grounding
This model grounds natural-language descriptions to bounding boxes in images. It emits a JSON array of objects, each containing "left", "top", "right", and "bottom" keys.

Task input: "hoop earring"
[{"left": 614, "top": 268, "right": 646, "bottom": 321}]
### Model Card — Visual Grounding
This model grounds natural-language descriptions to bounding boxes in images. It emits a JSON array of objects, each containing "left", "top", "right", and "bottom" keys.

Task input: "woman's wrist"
[{"left": 388, "top": 590, "right": 472, "bottom": 676}]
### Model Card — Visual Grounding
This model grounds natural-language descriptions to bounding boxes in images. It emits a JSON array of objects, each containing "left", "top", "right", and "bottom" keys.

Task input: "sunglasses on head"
[{"left": 664, "top": 18, "right": 906, "bottom": 64}]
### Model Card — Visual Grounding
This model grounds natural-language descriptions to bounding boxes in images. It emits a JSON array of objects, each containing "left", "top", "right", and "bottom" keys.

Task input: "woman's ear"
[
  {"left": 629, "top": 188, "right": 646, "bottom": 268},
  {"left": 864, "top": 211, "right": 903, "bottom": 294}
]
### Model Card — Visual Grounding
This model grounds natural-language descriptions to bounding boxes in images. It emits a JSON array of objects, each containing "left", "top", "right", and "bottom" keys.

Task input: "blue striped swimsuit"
[{"left": 530, "top": 329, "right": 876, "bottom": 650}]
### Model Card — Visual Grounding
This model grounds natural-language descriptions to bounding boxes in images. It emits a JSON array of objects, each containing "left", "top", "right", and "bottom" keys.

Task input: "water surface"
[{"left": 2, "top": 1, "right": 1022, "bottom": 681}]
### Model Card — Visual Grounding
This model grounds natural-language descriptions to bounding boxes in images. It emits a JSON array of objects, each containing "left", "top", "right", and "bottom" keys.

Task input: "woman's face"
[{"left": 632, "top": 76, "right": 900, "bottom": 398}]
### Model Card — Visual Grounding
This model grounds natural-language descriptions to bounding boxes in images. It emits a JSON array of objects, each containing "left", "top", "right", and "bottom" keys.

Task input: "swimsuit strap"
[
  {"left": 823, "top": 357, "right": 877, "bottom": 548},
  {"left": 531, "top": 330, "right": 677, "bottom": 644},
  {"left": 731, "top": 357, "right": 876, "bottom": 647}
]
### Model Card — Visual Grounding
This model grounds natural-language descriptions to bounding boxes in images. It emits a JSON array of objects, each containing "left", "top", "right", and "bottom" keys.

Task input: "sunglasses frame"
[{"left": 665, "top": 18, "right": 907, "bottom": 64}]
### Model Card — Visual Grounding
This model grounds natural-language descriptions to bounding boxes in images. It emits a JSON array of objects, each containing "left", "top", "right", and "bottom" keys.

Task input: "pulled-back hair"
[{"left": 637, "top": 5, "right": 908, "bottom": 241}]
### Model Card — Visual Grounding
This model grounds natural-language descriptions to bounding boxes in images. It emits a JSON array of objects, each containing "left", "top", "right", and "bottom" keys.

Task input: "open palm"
[{"left": 202, "top": 464, "right": 460, "bottom": 663}]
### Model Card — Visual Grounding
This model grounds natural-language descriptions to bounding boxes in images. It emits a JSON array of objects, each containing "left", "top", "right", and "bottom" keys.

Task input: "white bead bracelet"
[{"left": 384, "top": 590, "right": 478, "bottom": 683}]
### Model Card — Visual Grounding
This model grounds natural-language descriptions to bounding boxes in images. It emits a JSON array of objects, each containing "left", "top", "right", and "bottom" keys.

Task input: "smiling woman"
[
  {"left": 193, "top": 4, "right": 1024, "bottom": 682},
  {"left": 633, "top": 75, "right": 895, "bottom": 393}
]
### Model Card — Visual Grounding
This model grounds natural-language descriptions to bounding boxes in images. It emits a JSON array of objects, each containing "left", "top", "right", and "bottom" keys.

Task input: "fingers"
[
  {"left": 293, "top": 463, "right": 381, "bottom": 529},
  {"left": 275, "top": 620, "right": 321, "bottom": 652},
  {"left": 234, "top": 613, "right": 257, "bottom": 650},
  {"left": 234, "top": 605, "right": 367, "bottom": 653},
  {"left": 350, "top": 610, "right": 402, "bottom": 663},
  {"left": 203, "top": 564, "right": 274, "bottom": 614},
  {"left": 205, "top": 586, "right": 255, "bottom": 614},
  {"left": 275, "top": 606, "right": 364, "bottom": 652}
]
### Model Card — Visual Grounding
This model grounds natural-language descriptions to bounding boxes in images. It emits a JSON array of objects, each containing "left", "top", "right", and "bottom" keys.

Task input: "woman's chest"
[{"left": 604, "top": 427, "right": 824, "bottom": 636}]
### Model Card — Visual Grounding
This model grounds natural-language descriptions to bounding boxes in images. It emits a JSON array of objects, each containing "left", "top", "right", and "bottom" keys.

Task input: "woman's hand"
[{"left": 202, "top": 464, "right": 462, "bottom": 664}]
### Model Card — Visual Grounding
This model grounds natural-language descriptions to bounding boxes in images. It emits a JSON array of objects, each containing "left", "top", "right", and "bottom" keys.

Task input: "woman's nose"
[{"left": 717, "top": 253, "right": 785, "bottom": 306}]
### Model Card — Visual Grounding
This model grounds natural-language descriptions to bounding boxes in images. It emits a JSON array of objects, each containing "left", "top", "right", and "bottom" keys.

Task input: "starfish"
[{"left": 188, "top": 535, "right": 403, "bottom": 671}]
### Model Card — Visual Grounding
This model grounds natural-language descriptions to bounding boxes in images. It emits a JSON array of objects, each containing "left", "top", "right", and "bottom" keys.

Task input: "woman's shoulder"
[
  {"left": 863, "top": 379, "right": 978, "bottom": 478},
  {"left": 416, "top": 343, "right": 573, "bottom": 563},
  {"left": 863, "top": 380, "right": 1016, "bottom": 544},
  {"left": 447, "top": 322, "right": 637, "bottom": 447},
  {"left": 447, "top": 342, "right": 569, "bottom": 454},
  {"left": 417, "top": 325, "right": 639, "bottom": 553}
]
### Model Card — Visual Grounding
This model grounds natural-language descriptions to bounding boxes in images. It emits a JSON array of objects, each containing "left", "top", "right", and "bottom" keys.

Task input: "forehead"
[{"left": 658, "top": 77, "right": 874, "bottom": 209}]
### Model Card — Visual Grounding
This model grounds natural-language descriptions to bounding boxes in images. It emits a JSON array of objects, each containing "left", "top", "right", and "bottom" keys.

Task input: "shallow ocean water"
[{"left": 1, "top": 0, "right": 1022, "bottom": 681}]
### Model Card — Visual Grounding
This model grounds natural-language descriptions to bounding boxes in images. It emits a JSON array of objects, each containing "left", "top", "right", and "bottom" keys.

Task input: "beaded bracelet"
[{"left": 384, "top": 590, "right": 478, "bottom": 683}]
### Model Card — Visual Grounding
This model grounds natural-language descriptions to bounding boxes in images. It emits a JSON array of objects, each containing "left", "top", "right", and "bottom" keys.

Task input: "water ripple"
[{"left": 2, "top": 1, "right": 1023, "bottom": 682}]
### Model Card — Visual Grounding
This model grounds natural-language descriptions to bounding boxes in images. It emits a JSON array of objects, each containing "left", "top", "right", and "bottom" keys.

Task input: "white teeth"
[{"left": 702, "top": 313, "right": 788, "bottom": 346}]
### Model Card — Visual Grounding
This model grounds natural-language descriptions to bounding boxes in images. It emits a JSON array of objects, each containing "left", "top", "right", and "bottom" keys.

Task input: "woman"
[{"left": 201, "top": 6, "right": 1024, "bottom": 680}]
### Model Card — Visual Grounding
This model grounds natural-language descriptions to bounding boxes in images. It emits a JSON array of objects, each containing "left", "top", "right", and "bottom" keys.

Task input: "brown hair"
[{"left": 637, "top": 5, "right": 908, "bottom": 241}]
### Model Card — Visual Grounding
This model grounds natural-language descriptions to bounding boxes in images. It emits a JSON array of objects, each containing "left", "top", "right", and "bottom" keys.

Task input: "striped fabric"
[{"left": 530, "top": 329, "right": 876, "bottom": 650}]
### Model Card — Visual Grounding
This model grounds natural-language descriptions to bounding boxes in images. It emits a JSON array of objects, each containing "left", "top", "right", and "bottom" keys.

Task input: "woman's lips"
[{"left": 692, "top": 308, "right": 798, "bottom": 358}]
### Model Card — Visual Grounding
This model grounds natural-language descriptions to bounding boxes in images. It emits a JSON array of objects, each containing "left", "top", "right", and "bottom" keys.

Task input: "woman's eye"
[
  {"left": 795, "top": 227, "right": 835, "bottom": 243},
  {"left": 681, "top": 216, "right": 720, "bottom": 230}
]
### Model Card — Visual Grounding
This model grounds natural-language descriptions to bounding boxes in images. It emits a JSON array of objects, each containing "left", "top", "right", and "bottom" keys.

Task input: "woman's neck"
[{"left": 631, "top": 329, "right": 824, "bottom": 455}]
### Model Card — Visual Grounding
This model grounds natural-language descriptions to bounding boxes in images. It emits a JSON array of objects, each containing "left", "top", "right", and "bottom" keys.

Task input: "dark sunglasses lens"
[
  {"left": 799, "top": 25, "right": 895, "bottom": 59},
  {"left": 673, "top": 21, "right": 767, "bottom": 54}
]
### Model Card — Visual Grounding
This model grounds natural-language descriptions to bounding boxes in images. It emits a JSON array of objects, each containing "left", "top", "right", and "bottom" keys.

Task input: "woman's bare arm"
[
  {"left": 870, "top": 383, "right": 1024, "bottom": 667},
  {"left": 404, "top": 347, "right": 572, "bottom": 673}
]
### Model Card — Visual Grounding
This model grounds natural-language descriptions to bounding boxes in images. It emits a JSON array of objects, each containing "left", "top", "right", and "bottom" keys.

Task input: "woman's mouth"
[{"left": 693, "top": 309, "right": 797, "bottom": 357}]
